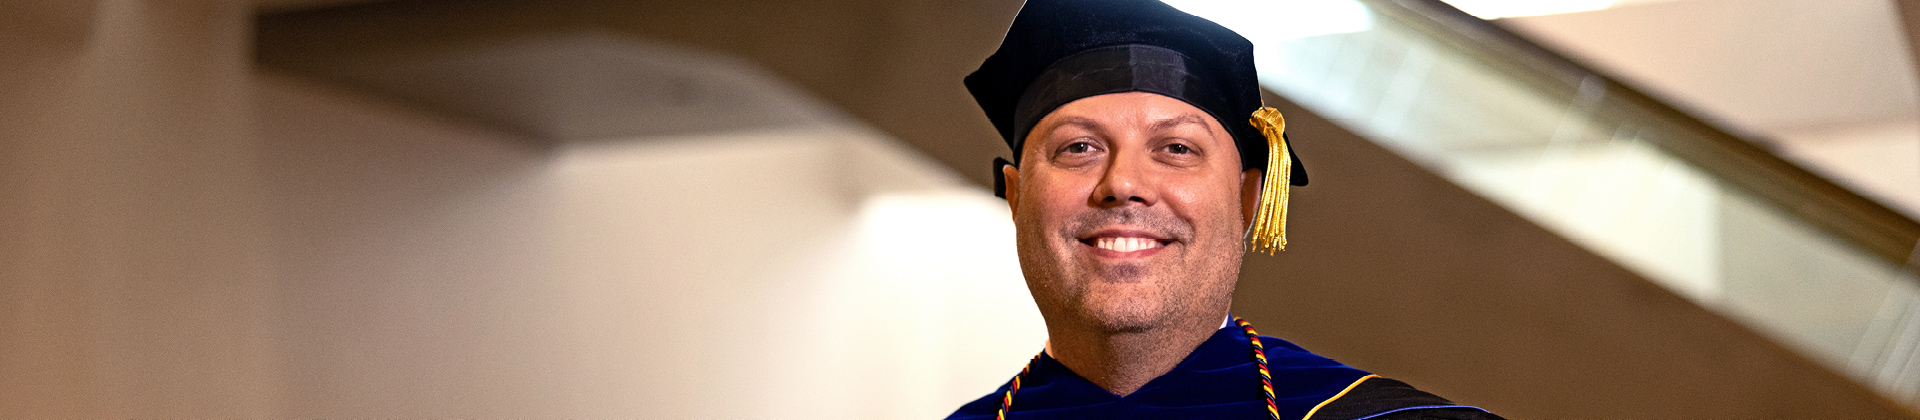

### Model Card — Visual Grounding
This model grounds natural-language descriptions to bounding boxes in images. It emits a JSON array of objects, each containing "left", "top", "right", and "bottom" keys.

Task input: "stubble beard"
[{"left": 1016, "top": 206, "right": 1243, "bottom": 335}]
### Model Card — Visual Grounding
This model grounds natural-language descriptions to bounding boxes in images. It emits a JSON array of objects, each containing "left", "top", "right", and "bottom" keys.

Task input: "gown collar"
[{"left": 1013, "top": 321, "right": 1372, "bottom": 416}]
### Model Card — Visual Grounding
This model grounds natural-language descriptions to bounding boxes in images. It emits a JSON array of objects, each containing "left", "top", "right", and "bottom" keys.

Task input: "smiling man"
[{"left": 946, "top": 1, "right": 1500, "bottom": 419}]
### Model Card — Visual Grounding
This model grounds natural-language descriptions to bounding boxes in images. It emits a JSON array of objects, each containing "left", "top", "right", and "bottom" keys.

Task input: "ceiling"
[
  {"left": 300, "top": 31, "right": 848, "bottom": 142},
  {"left": 1498, "top": 0, "right": 1920, "bottom": 218},
  {"left": 1500, "top": 0, "right": 1919, "bottom": 135}
]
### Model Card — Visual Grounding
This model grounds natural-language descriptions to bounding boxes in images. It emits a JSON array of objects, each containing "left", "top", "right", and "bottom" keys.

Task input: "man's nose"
[{"left": 1093, "top": 148, "right": 1156, "bottom": 207}]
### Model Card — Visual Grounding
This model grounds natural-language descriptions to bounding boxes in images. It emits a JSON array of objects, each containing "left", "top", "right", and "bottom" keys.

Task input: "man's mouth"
[
  {"left": 1086, "top": 237, "right": 1163, "bottom": 252},
  {"left": 1077, "top": 230, "right": 1173, "bottom": 255}
]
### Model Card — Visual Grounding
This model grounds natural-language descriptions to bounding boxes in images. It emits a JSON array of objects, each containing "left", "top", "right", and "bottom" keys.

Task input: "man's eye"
[
  {"left": 1166, "top": 143, "right": 1192, "bottom": 154},
  {"left": 1064, "top": 142, "right": 1093, "bottom": 154}
]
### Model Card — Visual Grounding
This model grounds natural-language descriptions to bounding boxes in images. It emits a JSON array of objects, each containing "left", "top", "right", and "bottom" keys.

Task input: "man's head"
[
  {"left": 1002, "top": 92, "right": 1261, "bottom": 332},
  {"left": 965, "top": 0, "right": 1308, "bottom": 334}
]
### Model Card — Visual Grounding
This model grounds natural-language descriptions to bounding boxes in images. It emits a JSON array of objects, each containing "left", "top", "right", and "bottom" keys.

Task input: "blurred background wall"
[
  {"left": 1, "top": 2, "right": 277, "bottom": 415},
  {"left": 2, "top": 0, "right": 1918, "bottom": 418},
  {"left": 5, "top": 3, "right": 1044, "bottom": 417},
  {"left": 256, "top": 67, "right": 1045, "bottom": 417}
]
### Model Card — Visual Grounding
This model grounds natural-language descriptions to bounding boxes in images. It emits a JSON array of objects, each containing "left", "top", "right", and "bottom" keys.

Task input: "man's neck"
[{"left": 1042, "top": 312, "right": 1231, "bottom": 396}]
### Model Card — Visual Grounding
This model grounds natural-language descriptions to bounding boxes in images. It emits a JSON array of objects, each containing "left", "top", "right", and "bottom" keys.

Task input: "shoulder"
[{"left": 1306, "top": 376, "right": 1503, "bottom": 420}]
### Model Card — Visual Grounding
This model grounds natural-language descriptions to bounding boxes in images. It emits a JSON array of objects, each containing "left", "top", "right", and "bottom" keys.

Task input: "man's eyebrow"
[
  {"left": 1047, "top": 116, "right": 1102, "bottom": 132},
  {"left": 1044, "top": 114, "right": 1210, "bottom": 135},
  {"left": 1149, "top": 114, "right": 1211, "bottom": 133}
]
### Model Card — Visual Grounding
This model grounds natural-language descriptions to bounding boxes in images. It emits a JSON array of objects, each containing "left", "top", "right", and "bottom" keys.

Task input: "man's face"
[{"left": 1005, "top": 92, "right": 1251, "bottom": 333}]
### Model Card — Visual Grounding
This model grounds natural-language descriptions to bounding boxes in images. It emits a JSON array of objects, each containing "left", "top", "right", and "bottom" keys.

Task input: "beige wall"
[
  {"left": 255, "top": 72, "right": 1047, "bottom": 417},
  {"left": 0, "top": 1, "right": 278, "bottom": 416},
  {"left": 4, "top": 2, "right": 1050, "bottom": 416}
]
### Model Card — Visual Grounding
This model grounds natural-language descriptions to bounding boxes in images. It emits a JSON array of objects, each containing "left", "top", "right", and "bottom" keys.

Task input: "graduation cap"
[{"left": 965, "top": 0, "right": 1307, "bottom": 253}]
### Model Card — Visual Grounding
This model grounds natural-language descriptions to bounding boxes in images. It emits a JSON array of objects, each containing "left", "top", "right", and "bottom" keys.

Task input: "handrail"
[{"left": 1369, "top": 0, "right": 1920, "bottom": 274}]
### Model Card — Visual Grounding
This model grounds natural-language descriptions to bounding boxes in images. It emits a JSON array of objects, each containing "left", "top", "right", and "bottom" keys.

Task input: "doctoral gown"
[{"left": 947, "top": 325, "right": 1498, "bottom": 419}]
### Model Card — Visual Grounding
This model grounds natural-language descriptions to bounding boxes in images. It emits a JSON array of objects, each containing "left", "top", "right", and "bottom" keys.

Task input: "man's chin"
[
  {"left": 1088, "top": 261, "right": 1151, "bottom": 283},
  {"left": 1075, "top": 293, "right": 1174, "bottom": 334}
]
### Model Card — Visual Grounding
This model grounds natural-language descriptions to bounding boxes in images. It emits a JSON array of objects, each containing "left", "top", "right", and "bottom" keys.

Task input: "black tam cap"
[{"left": 965, "top": 0, "right": 1308, "bottom": 189}]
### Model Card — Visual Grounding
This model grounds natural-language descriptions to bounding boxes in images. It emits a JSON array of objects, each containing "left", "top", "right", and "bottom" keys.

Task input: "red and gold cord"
[{"left": 1238, "top": 317, "right": 1281, "bottom": 419}]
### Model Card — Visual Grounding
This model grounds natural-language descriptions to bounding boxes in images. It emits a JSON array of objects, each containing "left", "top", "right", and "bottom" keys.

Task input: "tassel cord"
[{"left": 1247, "top": 107, "right": 1292, "bottom": 254}]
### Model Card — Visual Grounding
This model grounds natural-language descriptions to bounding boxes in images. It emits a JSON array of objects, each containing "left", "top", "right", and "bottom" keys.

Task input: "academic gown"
[{"left": 947, "top": 325, "right": 1499, "bottom": 420}]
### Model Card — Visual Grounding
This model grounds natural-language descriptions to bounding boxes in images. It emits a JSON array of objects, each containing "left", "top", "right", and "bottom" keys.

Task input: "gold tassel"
[{"left": 1247, "top": 106, "right": 1291, "bottom": 254}]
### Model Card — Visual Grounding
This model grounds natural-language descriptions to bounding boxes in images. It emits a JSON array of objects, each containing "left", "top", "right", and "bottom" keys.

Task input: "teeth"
[{"left": 1094, "top": 237, "right": 1160, "bottom": 252}]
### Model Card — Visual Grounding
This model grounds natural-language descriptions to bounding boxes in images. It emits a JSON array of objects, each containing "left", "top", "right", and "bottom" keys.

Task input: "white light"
[
  {"left": 1439, "top": 0, "right": 1616, "bottom": 19},
  {"left": 1162, "top": 0, "right": 1373, "bottom": 41}
]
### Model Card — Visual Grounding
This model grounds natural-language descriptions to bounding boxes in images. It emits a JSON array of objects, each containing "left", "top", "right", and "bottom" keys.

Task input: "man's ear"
[
  {"left": 1003, "top": 163, "right": 1022, "bottom": 218},
  {"left": 1240, "top": 168, "right": 1263, "bottom": 227}
]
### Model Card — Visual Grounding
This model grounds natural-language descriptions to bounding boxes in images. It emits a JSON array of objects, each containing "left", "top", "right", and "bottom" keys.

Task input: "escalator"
[{"left": 1170, "top": 0, "right": 1920, "bottom": 413}]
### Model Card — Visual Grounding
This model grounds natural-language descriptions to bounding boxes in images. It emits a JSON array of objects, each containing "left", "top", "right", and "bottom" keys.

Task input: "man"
[{"left": 947, "top": 1, "right": 1501, "bottom": 419}]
